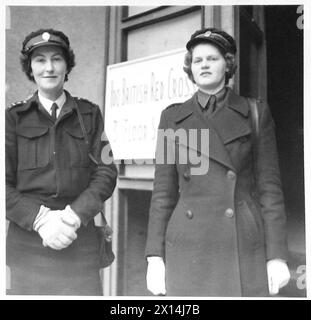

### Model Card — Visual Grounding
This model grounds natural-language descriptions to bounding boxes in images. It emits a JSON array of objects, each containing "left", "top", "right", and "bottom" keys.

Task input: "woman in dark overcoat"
[
  {"left": 6, "top": 29, "right": 117, "bottom": 295},
  {"left": 145, "top": 28, "right": 290, "bottom": 297}
]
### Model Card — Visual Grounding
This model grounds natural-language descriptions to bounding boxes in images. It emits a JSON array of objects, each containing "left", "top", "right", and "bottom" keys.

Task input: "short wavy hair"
[
  {"left": 183, "top": 46, "right": 237, "bottom": 85},
  {"left": 20, "top": 29, "right": 76, "bottom": 82}
]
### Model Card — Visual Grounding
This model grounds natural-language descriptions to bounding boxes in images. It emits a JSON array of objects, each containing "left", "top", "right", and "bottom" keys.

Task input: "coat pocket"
[
  {"left": 16, "top": 126, "right": 50, "bottom": 170},
  {"left": 237, "top": 200, "right": 263, "bottom": 248},
  {"left": 165, "top": 199, "right": 186, "bottom": 245}
]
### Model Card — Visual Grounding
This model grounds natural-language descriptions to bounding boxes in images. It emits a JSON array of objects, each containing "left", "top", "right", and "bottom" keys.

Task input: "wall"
[{"left": 6, "top": 6, "right": 107, "bottom": 109}]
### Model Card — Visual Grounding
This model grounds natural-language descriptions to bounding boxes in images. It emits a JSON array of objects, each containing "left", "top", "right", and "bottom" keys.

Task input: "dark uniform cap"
[
  {"left": 21, "top": 29, "right": 70, "bottom": 55},
  {"left": 186, "top": 27, "right": 236, "bottom": 54}
]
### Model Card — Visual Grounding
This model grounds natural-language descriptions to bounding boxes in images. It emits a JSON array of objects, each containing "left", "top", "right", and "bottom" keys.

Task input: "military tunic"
[{"left": 6, "top": 90, "right": 117, "bottom": 295}]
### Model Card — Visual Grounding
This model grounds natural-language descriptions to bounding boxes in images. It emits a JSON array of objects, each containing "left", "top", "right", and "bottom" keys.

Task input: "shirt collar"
[
  {"left": 38, "top": 91, "right": 66, "bottom": 113},
  {"left": 197, "top": 86, "right": 228, "bottom": 109}
]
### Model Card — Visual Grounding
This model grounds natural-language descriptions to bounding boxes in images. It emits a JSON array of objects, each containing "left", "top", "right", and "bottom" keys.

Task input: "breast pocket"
[
  {"left": 64, "top": 125, "right": 90, "bottom": 167},
  {"left": 16, "top": 126, "right": 50, "bottom": 170}
]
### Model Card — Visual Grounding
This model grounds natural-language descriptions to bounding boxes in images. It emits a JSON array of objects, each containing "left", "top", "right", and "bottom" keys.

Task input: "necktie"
[
  {"left": 203, "top": 95, "right": 216, "bottom": 117},
  {"left": 51, "top": 103, "right": 58, "bottom": 122}
]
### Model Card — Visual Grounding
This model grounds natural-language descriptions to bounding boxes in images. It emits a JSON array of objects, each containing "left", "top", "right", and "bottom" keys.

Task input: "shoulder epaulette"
[
  {"left": 76, "top": 97, "right": 99, "bottom": 108},
  {"left": 9, "top": 94, "right": 34, "bottom": 109},
  {"left": 9, "top": 99, "right": 27, "bottom": 109},
  {"left": 165, "top": 103, "right": 182, "bottom": 110}
]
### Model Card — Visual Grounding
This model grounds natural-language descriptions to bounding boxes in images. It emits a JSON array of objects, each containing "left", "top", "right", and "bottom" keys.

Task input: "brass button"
[
  {"left": 183, "top": 172, "right": 191, "bottom": 181},
  {"left": 185, "top": 210, "right": 193, "bottom": 219},
  {"left": 225, "top": 208, "right": 234, "bottom": 218},
  {"left": 227, "top": 170, "right": 236, "bottom": 180}
]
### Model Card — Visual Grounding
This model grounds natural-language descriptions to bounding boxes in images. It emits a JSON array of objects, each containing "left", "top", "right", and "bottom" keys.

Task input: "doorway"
[
  {"left": 118, "top": 190, "right": 153, "bottom": 296},
  {"left": 265, "top": 5, "right": 305, "bottom": 296}
]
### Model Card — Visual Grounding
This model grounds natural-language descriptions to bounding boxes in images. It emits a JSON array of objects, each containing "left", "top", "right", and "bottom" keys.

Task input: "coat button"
[
  {"left": 225, "top": 208, "right": 234, "bottom": 218},
  {"left": 227, "top": 170, "right": 236, "bottom": 180},
  {"left": 185, "top": 210, "right": 193, "bottom": 219},
  {"left": 183, "top": 172, "right": 191, "bottom": 181}
]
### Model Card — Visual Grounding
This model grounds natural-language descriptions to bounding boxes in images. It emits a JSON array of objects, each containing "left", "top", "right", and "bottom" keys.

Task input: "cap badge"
[
  {"left": 204, "top": 31, "right": 212, "bottom": 37},
  {"left": 42, "top": 32, "right": 51, "bottom": 41}
]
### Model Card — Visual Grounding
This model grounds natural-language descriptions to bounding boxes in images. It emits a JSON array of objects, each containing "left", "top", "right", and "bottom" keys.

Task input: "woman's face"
[
  {"left": 30, "top": 46, "right": 67, "bottom": 97},
  {"left": 191, "top": 43, "right": 227, "bottom": 93}
]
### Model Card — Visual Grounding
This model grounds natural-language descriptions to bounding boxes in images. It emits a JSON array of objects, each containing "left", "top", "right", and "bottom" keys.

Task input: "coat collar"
[
  {"left": 15, "top": 92, "right": 39, "bottom": 113},
  {"left": 197, "top": 86, "right": 228, "bottom": 109},
  {"left": 173, "top": 87, "right": 251, "bottom": 172},
  {"left": 15, "top": 90, "right": 82, "bottom": 117},
  {"left": 226, "top": 87, "right": 249, "bottom": 117},
  {"left": 174, "top": 87, "right": 249, "bottom": 123}
]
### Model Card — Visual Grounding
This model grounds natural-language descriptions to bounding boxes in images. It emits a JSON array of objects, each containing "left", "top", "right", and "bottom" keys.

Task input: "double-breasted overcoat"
[{"left": 145, "top": 87, "right": 288, "bottom": 297}]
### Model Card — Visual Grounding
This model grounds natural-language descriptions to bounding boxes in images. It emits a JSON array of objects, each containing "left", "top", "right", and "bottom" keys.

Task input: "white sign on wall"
[{"left": 104, "top": 48, "right": 197, "bottom": 160}]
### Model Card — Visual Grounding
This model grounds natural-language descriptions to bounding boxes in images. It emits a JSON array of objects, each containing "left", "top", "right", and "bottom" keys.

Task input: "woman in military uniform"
[
  {"left": 6, "top": 29, "right": 117, "bottom": 295},
  {"left": 145, "top": 28, "right": 290, "bottom": 296}
]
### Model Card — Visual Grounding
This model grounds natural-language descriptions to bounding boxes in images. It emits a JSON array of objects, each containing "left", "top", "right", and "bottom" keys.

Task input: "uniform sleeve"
[
  {"left": 70, "top": 106, "right": 117, "bottom": 226},
  {"left": 145, "top": 110, "right": 179, "bottom": 259},
  {"left": 255, "top": 101, "right": 288, "bottom": 261},
  {"left": 6, "top": 109, "right": 42, "bottom": 231}
]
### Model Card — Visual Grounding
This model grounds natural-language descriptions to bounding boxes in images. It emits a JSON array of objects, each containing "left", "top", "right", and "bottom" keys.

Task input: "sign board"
[{"left": 104, "top": 48, "right": 197, "bottom": 160}]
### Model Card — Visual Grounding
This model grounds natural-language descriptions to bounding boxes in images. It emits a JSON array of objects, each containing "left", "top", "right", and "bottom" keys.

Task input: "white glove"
[
  {"left": 146, "top": 256, "right": 166, "bottom": 295},
  {"left": 60, "top": 205, "right": 81, "bottom": 230},
  {"left": 266, "top": 259, "right": 291, "bottom": 295},
  {"left": 37, "top": 210, "right": 78, "bottom": 250}
]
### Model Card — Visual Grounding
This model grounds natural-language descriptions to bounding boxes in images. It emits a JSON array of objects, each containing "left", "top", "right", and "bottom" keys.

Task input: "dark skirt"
[{"left": 6, "top": 221, "right": 102, "bottom": 296}]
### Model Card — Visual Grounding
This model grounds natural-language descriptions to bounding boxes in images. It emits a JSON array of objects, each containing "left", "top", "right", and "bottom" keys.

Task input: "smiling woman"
[
  {"left": 6, "top": 28, "right": 118, "bottom": 295},
  {"left": 30, "top": 47, "right": 68, "bottom": 100}
]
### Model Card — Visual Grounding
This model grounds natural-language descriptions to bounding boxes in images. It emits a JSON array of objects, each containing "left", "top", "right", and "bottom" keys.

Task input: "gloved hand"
[
  {"left": 266, "top": 259, "right": 291, "bottom": 295},
  {"left": 60, "top": 205, "right": 81, "bottom": 230},
  {"left": 146, "top": 256, "right": 166, "bottom": 295},
  {"left": 37, "top": 210, "right": 78, "bottom": 250}
]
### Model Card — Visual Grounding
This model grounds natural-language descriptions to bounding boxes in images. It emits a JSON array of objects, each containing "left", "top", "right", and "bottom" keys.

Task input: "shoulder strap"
[
  {"left": 248, "top": 97, "right": 259, "bottom": 142},
  {"left": 73, "top": 99, "right": 89, "bottom": 144},
  {"left": 73, "top": 100, "right": 99, "bottom": 165},
  {"left": 247, "top": 98, "right": 260, "bottom": 190}
]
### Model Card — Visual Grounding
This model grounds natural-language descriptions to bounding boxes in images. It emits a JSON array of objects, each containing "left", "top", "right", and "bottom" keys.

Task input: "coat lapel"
[
  {"left": 15, "top": 91, "right": 76, "bottom": 122},
  {"left": 174, "top": 93, "right": 236, "bottom": 172},
  {"left": 173, "top": 89, "right": 252, "bottom": 172},
  {"left": 211, "top": 88, "right": 251, "bottom": 145}
]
